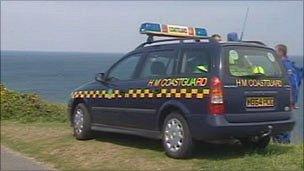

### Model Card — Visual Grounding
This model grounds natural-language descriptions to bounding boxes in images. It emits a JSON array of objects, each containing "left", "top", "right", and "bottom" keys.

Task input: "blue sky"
[{"left": 1, "top": 1, "right": 303, "bottom": 55}]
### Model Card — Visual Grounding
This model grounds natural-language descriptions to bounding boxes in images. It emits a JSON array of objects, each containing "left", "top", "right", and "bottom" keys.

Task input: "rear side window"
[
  {"left": 140, "top": 50, "right": 175, "bottom": 78},
  {"left": 180, "top": 48, "right": 211, "bottom": 75},
  {"left": 225, "top": 47, "right": 282, "bottom": 77}
]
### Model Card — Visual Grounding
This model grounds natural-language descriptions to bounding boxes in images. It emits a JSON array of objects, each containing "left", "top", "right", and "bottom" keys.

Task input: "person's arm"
[{"left": 291, "top": 61, "right": 303, "bottom": 86}]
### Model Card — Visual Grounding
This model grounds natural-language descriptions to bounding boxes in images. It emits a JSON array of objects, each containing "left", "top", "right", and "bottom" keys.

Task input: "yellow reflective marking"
[
  {"left": 191, "top": 89, "right": 198, "bottom": 93},
  {"left": 148, "top": 93, "right": 153, "bottom": 98},
  {"left": 161, "top": 89, "right": 167, "bottom": 93},
  {"left": 175, "top": 93, "right": 181, "bottom": 98},
  {"left": 203, "top": 89, "right": 210, "bottom": 94},
  {"left": 196, "top": 94, "right": 203, "bottom": 98},
  {"left": 171, "top": 89, "right": 176, "bottom": 93},
  {"left": 185, "top": 93, "right": 192, "bottom": 98},
  {"left": 72, "top": 88, "right": 210, "bottom": 99}
]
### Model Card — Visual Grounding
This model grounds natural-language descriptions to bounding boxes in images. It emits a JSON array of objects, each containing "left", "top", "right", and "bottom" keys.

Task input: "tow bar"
[
  {"left": 251, "top": 125, "right": 273, "bottom": 142},
  {"left": 261, "top": 125, "right": 273, "bottom": 138}
]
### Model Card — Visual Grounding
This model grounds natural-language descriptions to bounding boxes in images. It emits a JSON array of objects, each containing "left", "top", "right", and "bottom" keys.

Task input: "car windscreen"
[{"left": 224, "top": 46, "right": 283, "bottom": 78}]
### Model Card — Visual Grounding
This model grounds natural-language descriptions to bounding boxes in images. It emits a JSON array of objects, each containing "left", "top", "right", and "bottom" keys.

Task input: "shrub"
[{"left": 1, "top": 84, "right": 67, "bottom": 123}]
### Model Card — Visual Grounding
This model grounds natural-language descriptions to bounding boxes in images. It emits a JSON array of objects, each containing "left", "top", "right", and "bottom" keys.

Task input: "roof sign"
[{"left": 140, "top": 23, "right": 207, "bottom": 38}]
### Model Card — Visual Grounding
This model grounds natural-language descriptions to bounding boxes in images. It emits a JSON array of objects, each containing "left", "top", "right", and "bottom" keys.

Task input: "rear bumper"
[{"left": 187, "top": 113, "right": 295, "bottom": 140}]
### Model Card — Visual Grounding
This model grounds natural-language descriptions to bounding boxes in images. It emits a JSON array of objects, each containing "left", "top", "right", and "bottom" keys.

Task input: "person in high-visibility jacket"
[
  {"left": 252, "top": 66, "right": 265, "bottom": 75},
  {"left": 273, "top": 44, "right": 303, "bottom": 144}
]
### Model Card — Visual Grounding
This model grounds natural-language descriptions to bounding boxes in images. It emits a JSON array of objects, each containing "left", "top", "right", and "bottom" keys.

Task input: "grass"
[
  {"left": 1, "top": 84, "right": 303, "bottom": 170},
  {"left": 1, "top": 121, "right": 303, "bottom": 171}
]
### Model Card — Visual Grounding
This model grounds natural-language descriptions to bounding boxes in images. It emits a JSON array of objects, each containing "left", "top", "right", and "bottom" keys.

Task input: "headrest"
[{"left": 151, "top": 61, "right": 166, "bottom": 75}]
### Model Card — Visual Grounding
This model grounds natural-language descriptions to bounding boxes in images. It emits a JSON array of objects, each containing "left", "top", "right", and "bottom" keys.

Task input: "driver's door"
[{"left": 91, "top": 53, "right": 143, "bottom": 126}]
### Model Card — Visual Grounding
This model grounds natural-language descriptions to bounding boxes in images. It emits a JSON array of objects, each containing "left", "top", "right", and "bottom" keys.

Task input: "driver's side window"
[{"left": 107, "top": 54, "right": 141, "bottom": 81}]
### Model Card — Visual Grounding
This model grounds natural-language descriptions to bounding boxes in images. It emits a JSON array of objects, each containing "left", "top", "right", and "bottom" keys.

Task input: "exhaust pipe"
[{"left": 261, "top": 125, "right": 273, "bottom": 138}]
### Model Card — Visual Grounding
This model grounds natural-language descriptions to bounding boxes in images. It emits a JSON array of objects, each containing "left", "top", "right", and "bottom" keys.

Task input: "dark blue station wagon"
[{"left": 68, "top": 23, "right": 295, "bottom": 158}]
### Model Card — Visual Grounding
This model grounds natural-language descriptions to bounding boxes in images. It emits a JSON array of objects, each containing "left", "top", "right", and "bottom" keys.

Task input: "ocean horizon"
[{"left": 1, "top": 50, "right": 303, "bottom": 143}]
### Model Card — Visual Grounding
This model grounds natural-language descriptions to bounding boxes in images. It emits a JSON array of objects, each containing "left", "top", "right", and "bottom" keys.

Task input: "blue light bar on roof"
[
  {"left": 140, "top": 23, "right": 161, "bottom": 32},
  {"left": 140, "top": 23, "right": 207, "bottom": 38},
  {"left": 227, "top": 32, "right": 239, "bottom": 41}
]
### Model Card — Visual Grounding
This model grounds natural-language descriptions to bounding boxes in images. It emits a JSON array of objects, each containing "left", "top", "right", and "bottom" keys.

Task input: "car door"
[
  {"left": 91, "top": 53, "right": 143, "bottom": 126},
  {"left": 117, "top": 48, "right": 178, "bottom": 130},
  {"left": 176, "top": 45, "right": 213, "bottom": 116}
]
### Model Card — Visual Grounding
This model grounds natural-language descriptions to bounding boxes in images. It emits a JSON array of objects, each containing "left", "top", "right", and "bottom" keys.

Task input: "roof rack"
[
  {"left": 227, "top": 32, "right": 266, "bottom": 46},
  {"left": 135, "top": 35, "right": 266, "bottom": 50},
  {"left": 135, "top": 36, "right": 214, "bottom": 50},
  {"left": 242, "top": 41, "right": 266, "bottom": 46}
]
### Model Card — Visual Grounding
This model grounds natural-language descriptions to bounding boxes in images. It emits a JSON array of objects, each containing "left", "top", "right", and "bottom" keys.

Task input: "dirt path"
[{"left": 1, "top": 146, "right": 54, "bottom": 171}]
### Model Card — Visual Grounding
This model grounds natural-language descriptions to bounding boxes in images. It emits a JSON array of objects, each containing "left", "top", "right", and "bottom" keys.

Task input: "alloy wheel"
[
  {"left": 74, "top": 108, "right": 84, "bottom": 134},
  {"left": 164, "top": 118, "right": 184, "bottom": 152}
]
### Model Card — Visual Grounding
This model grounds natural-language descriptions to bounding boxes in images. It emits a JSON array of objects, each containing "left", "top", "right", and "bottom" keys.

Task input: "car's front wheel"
[
  {"left": 72, "top": 103, "right": 92, "bottom": 140},
  {"left": 162, "top": 112, "right": 193, "bottom": 159}
]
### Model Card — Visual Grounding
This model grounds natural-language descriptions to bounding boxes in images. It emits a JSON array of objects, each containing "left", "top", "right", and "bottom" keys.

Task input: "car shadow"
[
  {"left": 93, "top": 131, "right": 163, "bottom": 152},
  {"left": 192, "top": 141, "right": 292, "bottom": 160},
  {"left": 92, "top": 131, "right": 293, "bottom": 160}
]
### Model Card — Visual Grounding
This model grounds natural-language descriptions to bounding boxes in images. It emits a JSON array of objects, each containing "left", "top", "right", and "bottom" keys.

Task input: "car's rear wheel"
[
  {"left": 162, "top": 112, "right": 193, "bottom": 159},
  {"left": 73, "top": 103, "right": 92, "bottom": 140},
  {"left": 239, "top": 135, "right": 270, "bottom": 149}
]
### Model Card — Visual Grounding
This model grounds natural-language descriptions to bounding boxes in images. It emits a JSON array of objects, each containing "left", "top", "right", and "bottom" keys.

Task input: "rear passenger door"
[
  {"left": 177, "top": 46, "right": 213, "bottom": 115},
  {"left": 118, "top": 48, "right": 178, "bottom": 130}
]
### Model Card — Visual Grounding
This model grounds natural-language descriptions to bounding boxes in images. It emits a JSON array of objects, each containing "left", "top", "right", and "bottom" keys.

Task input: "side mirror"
[{"left": 95, "top": 73, "right": 106, "bottom": 82}]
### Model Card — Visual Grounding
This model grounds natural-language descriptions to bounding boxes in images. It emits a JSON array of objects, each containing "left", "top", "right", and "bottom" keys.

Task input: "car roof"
[
  {"left": 132, "top": 40, "right": 273, "bottom": 54},
  {"left": 220, "top": 41, "right": 271, "bottom": 49}
]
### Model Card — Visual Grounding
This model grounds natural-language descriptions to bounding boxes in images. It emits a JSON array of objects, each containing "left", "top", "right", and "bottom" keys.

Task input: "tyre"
[
  {"left": 162, "top": 112, "right": 193, "bottom": 159},
  {"left": 239, "top": 135, "right": 270, "bottom": 149},
  {"left": 72, "top": 103, "right": 92, "bottom": 140}
]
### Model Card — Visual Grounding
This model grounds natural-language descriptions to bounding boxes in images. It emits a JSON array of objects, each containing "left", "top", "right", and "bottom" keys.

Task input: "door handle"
[
  {"left": 151, "top": 88, "right": 161, "bottom": 93},
  {"left": 119, "top": 90, "right": 126, "bottom": 95}
]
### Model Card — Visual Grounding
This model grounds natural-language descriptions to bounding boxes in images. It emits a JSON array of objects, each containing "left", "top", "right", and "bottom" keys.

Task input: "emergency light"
[
  {"left": 140, "top": 23, "right": 207, "bottom": 38},
  {"left": 227, "top": 32, "right": 239, "bottom": 41}
]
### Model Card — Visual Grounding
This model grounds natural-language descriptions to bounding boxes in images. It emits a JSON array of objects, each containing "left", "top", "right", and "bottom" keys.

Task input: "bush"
[{"left": 1, "top": 84, "right": 67, "bottom": 123}]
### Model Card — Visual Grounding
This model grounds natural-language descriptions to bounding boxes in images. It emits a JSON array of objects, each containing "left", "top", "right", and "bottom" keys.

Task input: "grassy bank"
[
  {"left": 1, "top": 85, "right": 303, "bottom": 170},
  {"left": 1, "top": 84, "right": 67, "bottom": 123},
  {"left": 1, "top": 121, "right": 303, "bottom": 170}
]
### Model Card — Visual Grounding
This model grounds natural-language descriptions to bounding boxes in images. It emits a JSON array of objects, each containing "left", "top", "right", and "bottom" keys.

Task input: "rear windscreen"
[{"left": 224, "top": 46, "right": 283, "bottom": 77}]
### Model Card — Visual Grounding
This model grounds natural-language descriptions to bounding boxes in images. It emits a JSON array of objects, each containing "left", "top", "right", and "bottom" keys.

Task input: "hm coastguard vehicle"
[{"left": 68, "top": 23, "right": 295, "bottom": 158}]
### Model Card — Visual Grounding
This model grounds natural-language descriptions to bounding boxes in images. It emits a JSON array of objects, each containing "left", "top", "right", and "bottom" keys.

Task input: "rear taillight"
[{"left": 209, "top": 77, "right": 225, "bottom": 115}]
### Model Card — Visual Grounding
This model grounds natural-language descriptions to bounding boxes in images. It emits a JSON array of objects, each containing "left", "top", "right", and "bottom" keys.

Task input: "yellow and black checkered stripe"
[{"left": 72, "top": 88, "right": 209, "bottom": 99}]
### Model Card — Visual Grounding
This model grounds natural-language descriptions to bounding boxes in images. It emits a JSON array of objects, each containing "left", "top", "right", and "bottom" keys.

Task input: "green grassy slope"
[
  {"left": 1, "top": 122, "right": 303, "bottom": 171},
  {"left": 1, "top": 84, "right": 67, "bottom": 123}
]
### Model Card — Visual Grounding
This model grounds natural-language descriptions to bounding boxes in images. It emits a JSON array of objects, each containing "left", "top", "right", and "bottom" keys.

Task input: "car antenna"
[{"left": 240, "top": 7, "right": 249, "bottom": 41}]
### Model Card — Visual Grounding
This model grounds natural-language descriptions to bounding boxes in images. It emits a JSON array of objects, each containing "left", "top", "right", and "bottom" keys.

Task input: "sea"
[{"left": 1, "top": 50, "right": 303, "bottom": 143}]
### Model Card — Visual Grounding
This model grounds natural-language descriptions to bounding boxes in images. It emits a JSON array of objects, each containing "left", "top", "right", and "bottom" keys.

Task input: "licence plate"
[{"left": 246, "top": 97, "right": 275, "bottom": 108}]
